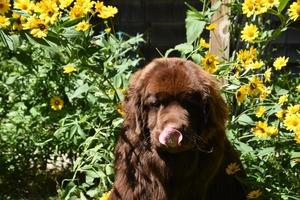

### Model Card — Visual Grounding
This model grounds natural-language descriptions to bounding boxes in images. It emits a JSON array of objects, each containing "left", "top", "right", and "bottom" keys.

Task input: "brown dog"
[{"left": 109, "top": 58, "right": 245, "bottom": 200}]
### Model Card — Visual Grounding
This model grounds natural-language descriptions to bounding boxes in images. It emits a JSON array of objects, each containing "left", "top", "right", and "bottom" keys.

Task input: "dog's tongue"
[{"left": 159, "top": 127, "right": 183, "bottom": 147}]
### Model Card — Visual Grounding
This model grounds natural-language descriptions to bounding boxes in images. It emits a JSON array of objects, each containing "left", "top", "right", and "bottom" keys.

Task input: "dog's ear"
[
  {"left": 123, "top": 70, "right": 148, "bottom": 136},
  {"left": 204, "top": 77, "right": 228, "bottom": 131}
]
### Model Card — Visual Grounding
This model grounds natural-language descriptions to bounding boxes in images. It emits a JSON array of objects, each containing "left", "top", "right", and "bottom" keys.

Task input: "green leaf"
[
  {"left": 185, "top": 11, "right": 206, "bottom": 44},
  {"left": 0, "top": 30, "right": 14, "bottom": 51},
  {"left": 236, "top": 114, "right": 254, "bottom": 125},
  {"left": 69, "top": 83, "right": 89, "bottom": 100},
  {"left": 278, "top": 0, "right": 289, "bottom": 13},
  {"left": 257, "top": 147, "right": 275, "bottom": 157},
  {"left": 174, "top": 43, "right": 194, "bottom": 55}
]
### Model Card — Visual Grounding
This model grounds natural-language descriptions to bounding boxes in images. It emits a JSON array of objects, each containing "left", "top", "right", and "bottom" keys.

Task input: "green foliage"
[{"left": 0, "top": 13, "right": 144, "bottom": 200}]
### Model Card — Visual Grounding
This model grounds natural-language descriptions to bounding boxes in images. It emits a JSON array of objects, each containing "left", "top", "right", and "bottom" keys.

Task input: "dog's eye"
[{"left": 149, "top": 101, "right": 161, "bottom": 108}]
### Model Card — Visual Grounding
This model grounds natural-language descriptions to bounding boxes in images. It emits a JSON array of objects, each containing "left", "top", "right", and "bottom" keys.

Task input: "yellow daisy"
[
  {"left": 100, "top": 191, "right": 111, "bottom": 200},
  {"left": 116, "top": 103, "right": 125, "bottom": 116},
  {"left": 249, "top": 60, "right": 264, "bottom": 70},
  {"left": 264, "top": 0, "right": 279, "bottom": 8},
  {"left": 288, "top": 1, "right": 300, "bottom": 21},
  {"left": 236, "top": 46, "right": 257, "bottom": 66},
  {"left": 273, "top": 56, "right": 289, "bottom": 70},
  {"left": 258, "top": 86, "right": 269, "bottom": 101},
  {"left": 58, "top": 0, "right": 74, "bottom": 10},
  {"left": 104, "top": 27, "right": 111, "bottom": 33},
  {"left": 0, "top": 0, "right": 10, "bottom": 15},
  {"left": 236, "top": 85, "right": 249, "bottom": 104},
  {"left": 264, "top": 68, "right": 272, "bottom": 82},
  {"left": 241, "top": 24, "right": 259, "bottom": 43},
  {"left": 200, "top": 38, "right": 209, "bottom": 49},
  {"left": 63, "top": 64, "right": 77, "bottom": 73},
  {"left": 297, "top": 84, "right": 300, "bottom": 92},
  {"left": 36, "top": 0, "right": 61, "bottom": 24},
  {"left": 0, "top": 15, "right": 10, "bottom": 28},
  {"left": 283, "top": 114, "right": 300, "bottom": 132},
  {"left": 278, "top": 94, "right": 288, "bottom": 105},
  {"left": 225, "top": 162, "right": 241, "bottom": 175},
  {"left": 29, "top": 19, "right": 48, "bottom": 38},
  {"left": 14, "top": 0, "right": 34, "bottom": 14},
  {"left": 69, "top": 5, "right": 85, "bottom": 19},
  {"left": 75, "top": 20, "right": 91, "bottom": 31},
  {"left": 255, "top": 106, "right": 266, "bottom": 118},
  {"left": 206, "top": 23, "right": 218, "bottom": 30},
  {"left": 252, "top": 121, "right": 269, "bottom": 138},
  {"left": 247, "top": 189, "right": 262, "bottom": 199},
  {"left": 242, "top": 0, "right": 256, "bottom": 17},
  {"left": 276, "top": 109, "right": 286, "bottom": 120},
  {"left": 266, "top": 125, "right": 278, "bottom": 136},
  {"left": 248, "top": 76, "right": 264, "bottom": 97},
  {"left": 50, "top": 96, "right": 64, "bottom": 111},
  {"left": 98, "top": 5, "right": 118, "bottom": 19},
  {"left": 201, "top": 53, "right": 219, "bottom": 74},
  {"left": 286, "top": 104, "right": 300, "bottom": 116}
]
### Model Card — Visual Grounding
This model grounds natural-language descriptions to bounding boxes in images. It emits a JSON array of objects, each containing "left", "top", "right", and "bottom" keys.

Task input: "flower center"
[
  {"left": 206, "top": 58, "right": 213, "bottom": 65},
  {"left": 248, "top": 31, "right": 254, "bottom": 37},
  {"left": 268, "top": 0, "right": 274, "bottom": 3},
  {"left": 55, "top": 100, "right": 60, "bottom": 105},
  {"left": 250, "top": 83, "right": 257, "bottom": 90},
  {"left": 0, "top": 3, "right": 4, "bottom": 9},
  {"left": 38, "top": 23, "right": 46, "bottom": 30}
]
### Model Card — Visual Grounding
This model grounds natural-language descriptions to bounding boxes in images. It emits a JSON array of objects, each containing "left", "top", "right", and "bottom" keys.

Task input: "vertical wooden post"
[{"left": 210, "top": 0, "right": 231, "bottom": 60}]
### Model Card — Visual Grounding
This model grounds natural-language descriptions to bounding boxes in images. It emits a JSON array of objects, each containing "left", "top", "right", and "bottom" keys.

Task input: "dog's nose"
[{"left": 159, "top": 127, "right": 183, "bottom": 147}]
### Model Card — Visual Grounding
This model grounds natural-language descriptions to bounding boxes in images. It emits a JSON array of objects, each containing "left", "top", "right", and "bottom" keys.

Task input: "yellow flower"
[
  {"left": 98, "top": 5, "right": 118, "bottom": 19},
  {"left": 258, "top": 86, "right": 269, "bottom": 101},
  {"left": 75, "top": 0, "right": 94, "bottom": 14},
  {"left": 264, "top": 68, "right": 272, "bottom": 82},
  {"left": 278, "top": 94, "right": 288, "bottom": 105},
  {"left": 75, "top": 20, "right": 91, "bottom": 31},
  {"left": 50, "top": 96, "right": 64, "bottom": 111},
  {"left": 30, "top": 20, "right": 48, "bottom": 38},
  {"left": 252, "top": 121, "right": 269, "bottom": 138},
  {"left": 0, "top": 15, "right": 10, "bottom": 28},
  {"left": 276, "top": 109, "right": 286, "bottom": 120},
  {"left": 94, "top": 1, "right": 104, "bottom": 13},
  {"left": 248, "top": 76, "right": 264, "bottom": 97},
  {"left": 249, "top": 60, "right": 264, "bottom": 70},
  {"left": 236, "top": 85, "right": 248, "bottom": 104},
  {"left": 242, "top": 0, "right": 256, "bottom": 17},
  {"left": 266, "top": 126, "right": 278, "bottom": 136},
  {"left": 273, "top": 56, "right": 289, "bottom": 70},
  {"left": 225, "top": 162, "right": 241, "bottom": 175},
  {"left": 0, "top": 0, "right": 10, "bottom": 14},
  {"left": 200, "top": 38, "right": 209, "bottom": 49},
  {"left": 297, "top": 84, "right": 300, "bottom": 92},
  {"left": 288, "top": 1, "right": 300, "bottom": 21},
  {"left": 12, "top": 12, "right": 26, "bottom": 30},
  {"left": 69, "top": 5, "right": 85, "bottom": 19},
  {"left": 255, "top": 106, "right": 266, "bottom": 118},
  {"left": 286, "top": 104, "right": 300, "bottom": 116},
  {"left": 201, "top": 53, "right": 219, "bottom": 74},
  {"left": 206, "top": 23, "right": 218, "bottom": 30},
  {"left": 241, "top": 24, "right": 259, "bottom": 43},
  {"left": 116, "top": 103, "right": 125, "bottom": 116},
  {"left": 63, "top": 64, "right": 77, "bottom": 73},
  {"left": 14, "top": 0, "right": 34, "bottom": 14},
  {"left": 247, "top": 189, "right": 262, "bottom": 199},
  {"left": 283, "top": 114, "right": 300, "bottom": 132},
  {"left": 264, "top": 0, "right": 279, "bottom": 8},
  {"left": 58, "top": 0, "right": 74, "bottom": 9},
  {"left": 236, "top": 46, "right": 257, "bottom": 66},
  {"left": 36, "top": 0, "right": 61, "bottom": 24},
  {"left": 100, "top": 191, "right": 111, "bottom": 200},
  {"left": 104, "top": 27, "right": 111, "bottom": 33}
]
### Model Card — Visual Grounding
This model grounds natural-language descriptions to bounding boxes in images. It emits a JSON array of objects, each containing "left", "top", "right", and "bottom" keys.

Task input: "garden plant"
[{"left": 0, "top": 0, "right": 300, "bottom": 200}]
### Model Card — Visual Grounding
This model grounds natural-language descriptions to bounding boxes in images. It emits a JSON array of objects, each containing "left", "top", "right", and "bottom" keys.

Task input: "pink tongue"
[{"left": 159, "top": 127, "right": 183, "bottom": 147}]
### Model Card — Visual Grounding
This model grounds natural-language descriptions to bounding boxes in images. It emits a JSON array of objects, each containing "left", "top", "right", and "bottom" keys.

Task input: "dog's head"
[{"left": 123, "top": 58, "right": 228, "bottom": 153}]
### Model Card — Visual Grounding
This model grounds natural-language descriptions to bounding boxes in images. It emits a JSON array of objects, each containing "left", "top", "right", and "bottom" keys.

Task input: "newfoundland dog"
[{"left": 109, "top": 58, "right": 246, "bottom": 200}]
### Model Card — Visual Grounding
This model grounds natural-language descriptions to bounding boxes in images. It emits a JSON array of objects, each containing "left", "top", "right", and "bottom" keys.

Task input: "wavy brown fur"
[{"left": 109, "top": 58, "right": 246, "bottom": 200}]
